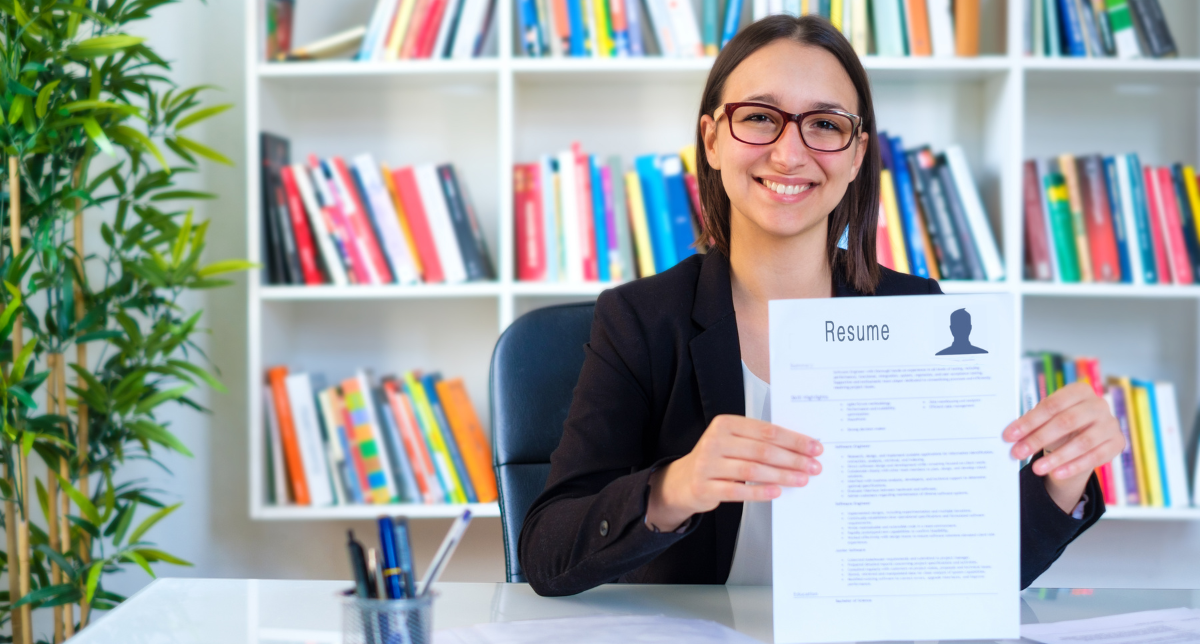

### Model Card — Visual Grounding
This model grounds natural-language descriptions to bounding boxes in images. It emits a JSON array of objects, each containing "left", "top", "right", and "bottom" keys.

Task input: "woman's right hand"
[{"left": 645, "top": 414, "right": 824, "bottom": 532}]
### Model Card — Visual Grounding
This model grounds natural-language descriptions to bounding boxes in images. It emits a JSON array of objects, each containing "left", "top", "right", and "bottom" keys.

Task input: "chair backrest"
[{"left": 490, "top": 302, "right": 595, "bottom": 583}]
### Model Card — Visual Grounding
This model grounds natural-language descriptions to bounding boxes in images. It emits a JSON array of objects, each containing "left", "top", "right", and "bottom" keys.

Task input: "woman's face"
[{"left": 701, "top": 39, "right": 869, "bottom": 246}]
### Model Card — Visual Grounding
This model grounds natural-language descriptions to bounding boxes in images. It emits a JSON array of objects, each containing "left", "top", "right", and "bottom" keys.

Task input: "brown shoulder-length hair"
[{"left": 696, "top": 14, "right": 881, "bottom": 293}]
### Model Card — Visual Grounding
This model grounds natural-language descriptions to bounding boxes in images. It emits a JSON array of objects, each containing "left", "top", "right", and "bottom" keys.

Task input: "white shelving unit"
[{"left": 244, "top": 0, "right": 1200, "bottom": 521}]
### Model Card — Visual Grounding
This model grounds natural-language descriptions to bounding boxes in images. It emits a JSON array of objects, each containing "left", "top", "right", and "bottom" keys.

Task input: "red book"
[
  {"left": 1097, "top": 463, "right": 1115, "bottom": 505},
  {"left": 279, "top": 166, "right": 326, "bottom": 285},
  {"left": 309, "top": 156, "right": 371, "bottom": 285},
  {"left": 1022, "top": 161, "right": 1053, "bottom": 281},
  {"left": 514, "top": 163, "right": 547, "bottom": 281},
  {"left": 399, "top": 0, "right": 434, "bottom": 58},
  {"left": 383, "top": 378, "right": 440, "bottom": 504},
  {"left": 415, "top": 0, "right": 451, "bottom": 58},
  {"left": 1141, "top": 166, "right": 1172, "bottom": 283},
  {"left": 332, "top": 388, "right": 372, "bottom": 496},
  {"left": 875, "top": 198, "right": 895, "bottom": 270},
  {"left": 573, "top": 143, "right": 599, "bottom": 281},
  {"left": 1155, "top": 167, "right": 1193, "bottom": 284},
  {"left": 1077, "top": 156, "right": 1121, "bottom": 282},
  {"left": 391, "top": 166, "right": 446, "bottom": 283},
  {"left": 331, "top": 157, "right": 394, "bottom": 283}
]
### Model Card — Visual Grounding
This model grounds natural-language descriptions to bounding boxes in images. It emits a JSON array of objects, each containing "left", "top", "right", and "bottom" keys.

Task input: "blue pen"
[
  {"left": 393, "top": 517, "right": 416, "bottom": 598},
  {"left": 378, "top": 517, "right": 404, "bottom": 599}
]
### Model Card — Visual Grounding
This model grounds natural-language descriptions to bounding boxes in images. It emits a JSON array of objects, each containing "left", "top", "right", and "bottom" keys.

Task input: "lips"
[{"left": 759, "top": 178, "right": 816, "bottom": 196}]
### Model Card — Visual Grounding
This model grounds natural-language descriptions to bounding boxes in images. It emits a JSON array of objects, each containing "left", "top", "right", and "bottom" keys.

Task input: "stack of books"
[
  {"left": 1022, "top": 155, "right": 1200, "bottom": 285},
  {"left": 264, "top": 367, "right": 497, "bottom": 507},
  {"left": 1020, "top": 353, "right": 1193, "bottom": 509},
  {"left": 519, "top": 0, "right": 984, "bottom": 58},
  {"left": 877, "top": 136, "right": 1004, "bottom": 281},
  {"left": 1024, "top": 0, "right": 1176, "bottom": 58},
  {"left": 513, "top": 142, "right": 703, "bottom": 282},
  {"left": 260, "top": 133, "right": 495, "bottom": 287}
]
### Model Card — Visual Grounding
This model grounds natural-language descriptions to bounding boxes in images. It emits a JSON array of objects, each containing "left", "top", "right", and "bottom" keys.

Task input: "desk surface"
[{"left": 67, "top": 580, "right": 1200, "bottom": 644}]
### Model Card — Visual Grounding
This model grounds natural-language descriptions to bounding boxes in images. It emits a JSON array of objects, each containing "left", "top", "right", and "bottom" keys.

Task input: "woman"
[{"left": 518, "top": 15, "right": 1124, "bottom": 597}]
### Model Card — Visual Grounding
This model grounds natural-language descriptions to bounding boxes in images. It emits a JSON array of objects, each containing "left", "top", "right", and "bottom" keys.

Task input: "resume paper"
[{"left": 769, "top": 293, "right": 1019, "bottom": 643}]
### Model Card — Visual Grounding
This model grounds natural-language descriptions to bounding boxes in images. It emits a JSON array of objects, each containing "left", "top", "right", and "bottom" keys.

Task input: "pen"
[
  {"left": 419, "top": 510, "right": 472, "bottom": 597},
  {"left": 346, "top": 531, "right": 370, "bottom": 599},
  {"left": 393, "top": 517, "right": 416, "bottom": 598},
  {"left": 365, "top": 548, "right": 380, "bottom": 599},
  {"left": 378, "top": 516, "right": 404, "bottom": 599}
]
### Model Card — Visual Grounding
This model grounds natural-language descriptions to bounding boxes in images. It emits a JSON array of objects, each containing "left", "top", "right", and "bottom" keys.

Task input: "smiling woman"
[{"left": 517, "top": 14, "right": 1120, "bottom": 598}]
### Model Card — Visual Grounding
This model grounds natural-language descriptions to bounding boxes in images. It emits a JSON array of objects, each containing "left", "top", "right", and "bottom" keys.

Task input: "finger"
[
  {"left": 1031, "top": 410, "right": 1111, "bottom": 476},
  {"left": 713, "top": 458, "right": 811, "bottom": 487},
  {"left": 1043, "top": 437, "right": 1126, "bottom": 481},
  {"left": 1003, "top": 382, "right": 1095, "bottom": 444},
  {"left": 722, "top": 435, "right": 823, "bottom": 475},
  {"left": 726, "top": 417, "right": 824, "bottom": 456},
  {"left": 710, "top": 481, "right": 783, "bottom": 502},
  {"left": 1010, "top": 399, "right": 1092, "bottom": 460}
]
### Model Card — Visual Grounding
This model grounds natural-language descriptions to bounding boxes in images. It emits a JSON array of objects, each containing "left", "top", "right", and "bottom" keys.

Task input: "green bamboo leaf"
[
  {"left": 11, "top": 583, "right": 73, "bottom": 609},
  {"left": 172, "top": 209, "right": 193, "bottom": 266},
  {"left": 61, "top": 100, "right": 136, "bottom": 114},
  {"left": 196, "top": 259, "right": 256, "bottom": 278},
  {"left": 20, "top": 431, "right": 33, "bottom": 459},
  {"left": 167, "top": 360, "right": 227, "bottom": 393},
  {"left": 84, "top": 561, "right": 103, "bottom": 605},
  {"left": 55, "top": 2, "right": 114, "bottom": 29},
  {"left": 103, "top": 470, "right": 116, "bottom": 523},
  {"left": 126, "top": 502, "right": 181, "bottom": 545},
  {"left": 122, "top": 550, "right": 154, "bottom": 578},
  {"left": 82, "top": 117, "right": 114, "bottom": 156},
  {"left": 135, "top": 548, "right": 193, "bottom": 567},
  {"left": 69, "top": 34, "right": 146, "bottom": 58},
  {"left": 6, "top": 79, "right": 36, "bottom": 98},
  {"left": 35, "top": 544, "right": 77, "bottom": 580},
  {"left": 34, "top": 79, "right": 60, "bottom": 119},
  {"left": 113, "top": 124, "right": 168, "bottom": 171},
  {"left": 8, "top": 95, "right": 25, "bottom": 125},
  {"left": 148, "top": 190, "right": 215, "bottom": 201},
  {"left": 112, "top": 501, "right": 135, "bottom": 546},
  {"left": 12, "top": 335, "right": 38, "bottom": 382},
  {"left": 76, "top": 329, "right": 122, "bottom": 343},
  {"left": 173, "top": 136, "right": 232, "bottom": 166},
  {"left": 53, "top": 471, "right": 100, "bottom": 525},
  {"left": 174, "top": 103, "right": 233, "bottom": 131},
  {"left": 0, "top": 282, "right": 24, "bottom": 333},
  {"left": 9, "top": 386, "right": 36, "bottom": 411},
  {"left": 35, "top": 477, "right": 49, "bottom": 523},
  {"left": 129, "top": 420, "right": 193, "bottom": 457}
]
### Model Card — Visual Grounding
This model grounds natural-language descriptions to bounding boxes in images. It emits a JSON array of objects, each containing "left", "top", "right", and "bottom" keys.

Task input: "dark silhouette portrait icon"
[{"left": 936, "top": 308, "right": 988, "bottom": 356}]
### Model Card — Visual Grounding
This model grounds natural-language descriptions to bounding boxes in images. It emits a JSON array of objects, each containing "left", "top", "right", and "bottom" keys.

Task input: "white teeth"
[{"left": 763, "top": 179, "right": 812, "bottom": 195}]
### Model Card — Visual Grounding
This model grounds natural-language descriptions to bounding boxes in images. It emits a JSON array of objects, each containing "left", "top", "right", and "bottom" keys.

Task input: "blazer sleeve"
[
  {"left": 1019, "top": 454, "right": 1105, "bottom": 588},
  {"left": 518, "top": 288, "right": 699, "bottom": 597}
]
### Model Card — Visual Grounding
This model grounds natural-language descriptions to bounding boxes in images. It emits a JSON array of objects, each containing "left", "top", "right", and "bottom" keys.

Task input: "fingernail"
[
  {"left": 1013, "top": 444, "right": 1030, "bottom": 460},
  {"left": 811, "top": 440, "right": 823, "bottom": 455},
  {"left": 792, "top": 473, "right": 808, "bottom": 486},
  {"left": 1055, "top": 467, "right": 1071, "bottom": 478},
  {"left": 809, "top": 462, "right": 821, "bottom": 474}
]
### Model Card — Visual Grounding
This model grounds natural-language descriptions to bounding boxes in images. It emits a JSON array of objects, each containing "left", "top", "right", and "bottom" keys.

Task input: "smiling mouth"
[{"left": 758, "top": 178, "right": 816, "bottom": 196}]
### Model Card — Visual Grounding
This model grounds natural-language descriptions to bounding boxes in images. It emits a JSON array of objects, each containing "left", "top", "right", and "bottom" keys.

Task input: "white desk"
[{"left": 66, "top": 581, "right": 1200, "bottom": 644}]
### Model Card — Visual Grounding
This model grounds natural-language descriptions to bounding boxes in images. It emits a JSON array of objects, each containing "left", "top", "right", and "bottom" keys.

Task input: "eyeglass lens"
[{"left": 730, "top": 105, "right": 854, "bottom": 151}]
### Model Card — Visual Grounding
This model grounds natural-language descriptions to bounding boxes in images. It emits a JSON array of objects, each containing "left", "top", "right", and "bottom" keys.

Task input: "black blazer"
[{"left": 519, "top": 251, "right": 1104, "bottom": 597}]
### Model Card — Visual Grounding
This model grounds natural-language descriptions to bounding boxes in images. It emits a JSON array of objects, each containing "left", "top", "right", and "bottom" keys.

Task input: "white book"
[
  {"left": 451, "top": 0, "right": 491, "bottom": 58},
  {"left": 292, "top": 163, "right": 348, "bottom": 287},
  {"left": 352, "top": 371, "right": 400, "bottom": 503},
  {"left": 752, "top": 0, "right": 768, "bottom": 22},
  {"left": 324, "top": 159, "right": 385, "bottom": 285},
  {"left": 583, "top": 0, "right": 600, "bottom": 56},
  {"left": 945, "top": 146, "right": 1004, "bottom": 282},
  {"left": 284, "top": 373, "right": 335, "bottom": 507},
  {"left": 1114, "top": 154, "right": 1145, "bottom": 285},
  {"left": 850, "top": 0, "right": 869, "bottom": 56},
  {"left": 540, "top": 155, "right": 562, "bottom": 282},
  {"left": 1019, "top": 357, "right": 1038, "bottom": 415},
  {"left": 1032, "top": 0, "right": 1044, "bottom": 57},
  {"left": 359, "top": 0, "right": 398, "bottom": 60},
  {"left": 373, "top": 0, "right": 405, "bottom": 60},
  {"left": 432, "top": 0, "right": 465, "bottom": 58},
  {"left": 768, "top": 0, "right": 784, "bottom": 16},
  {"left": 263, "top": 387, "right": 290, "bottom": 505},
  {"left": 1153, "top": 382, "right": 1191, "bottom": 508},
  {"left": 414, "top": 164, "right": 469, "bottom": 283},
  {"left": 352, "top": 154, "right": 421, "bottom": 284},
  {"left": 643, "top": 0, "right": 679, "bottom": 56},
  {"left": 316, "top": 389, "right": 349, "bottom": 505},
  {"left": 664, "top": 0, "right": 703, "bottom": 56},
  {"left": 557, "top": 150, "right": 584, "bottom": 282},
  {"left": 1034, "top": 159, "right": 1061, "bottom": 283},
  {"left": 927, "top": 0, "right": 955, "bottom": 57}
]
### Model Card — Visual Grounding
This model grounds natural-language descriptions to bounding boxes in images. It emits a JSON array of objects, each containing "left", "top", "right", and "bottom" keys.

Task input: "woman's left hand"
[{"left": 1002, "top": 381, "right": 1126, "bottom": 515}]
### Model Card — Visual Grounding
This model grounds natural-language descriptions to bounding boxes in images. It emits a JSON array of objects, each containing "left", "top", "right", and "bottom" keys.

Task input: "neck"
[{"left": 728, "top": 215, "right": 832, "bottom": 314}]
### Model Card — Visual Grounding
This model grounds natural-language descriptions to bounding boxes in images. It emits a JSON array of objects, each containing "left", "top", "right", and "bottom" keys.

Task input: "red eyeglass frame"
[{"left": 717, "top": 102, "right": 863, "bottom": 152}]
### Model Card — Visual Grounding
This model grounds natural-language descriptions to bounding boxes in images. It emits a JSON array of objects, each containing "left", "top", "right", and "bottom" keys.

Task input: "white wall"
[{"left": 95, "top": 0, "right": 1200, "bottom": 609}]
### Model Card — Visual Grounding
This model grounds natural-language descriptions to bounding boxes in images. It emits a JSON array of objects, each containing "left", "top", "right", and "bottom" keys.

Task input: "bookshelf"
[{"left": 243, "top": 0, "right": 1200, "bottom": 522}]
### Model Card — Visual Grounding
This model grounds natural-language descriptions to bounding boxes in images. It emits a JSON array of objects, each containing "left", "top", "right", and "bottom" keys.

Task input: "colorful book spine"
[
  {"left": 435, "top": 377, "right": 499, "bottom": 503},
  {"left": 879, "top": 169, "right": 911, "bottom": 274},
  {"left": 590, "top": 156, "right": 611, "bottom": 282},
  {"left": 661, "top": 154, "right": 698, "bottom": 264},
  {"left": 403, "top": 371, "right": 469, "bottom": 504},
  {"left": 887, "top": 136, "right": 930, "bottom": 278},
  {"left": 626, "top": 169, "right": 657, "bottom": 278},
  {"left": 340, "top": 375, "right": 398, "bottom": 504},
  {"left": 266, "top": 366, "right": 311, "bottom": 505},
  {"left": 635, "top": 154, "right": 677, "bottom": 273}
]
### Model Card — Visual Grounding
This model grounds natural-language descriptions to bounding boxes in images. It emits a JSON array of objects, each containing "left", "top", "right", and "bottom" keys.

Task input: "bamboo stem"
[
  {"left": 72, "top": 164, "right": 90, "bottom": 631},
  {"left": 57, "top": 353, "right": 73, "bottom": 639},
  {"left": 5, "top": 460, "right": 20, "bottom": 644},
  {"left": 10, "top": 157, "right": 30, "bottom": 644},
  {"left": 46, "top": 354, "right": 62, "bottom": 644}
]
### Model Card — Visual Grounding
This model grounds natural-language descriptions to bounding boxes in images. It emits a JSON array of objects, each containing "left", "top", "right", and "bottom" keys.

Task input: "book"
[
  {"left": 1168, "top": 165, "right": 1200, "bottom": 281},
  {"left": 1129, "top": 381, "right": 1163, "bottom": 507},
  {"left": 292, "top": 163, "right": 349, "bottom": 286},
  {"left": 1023, "top": 160, "right": 1055, "bottom": 281},
  {"left": 871, "top": 0, "right": 906, "bottom": 56},
  {"left": 352, "top": 154, "right": 422, "bottom": 284},
  {"left": 626, "top": 169, "right": 657, "bottom": 278},
  {"left": 261, "top": 133, "right": 301, "bottom": 284},
  {"left": 1057, "top": 154, "right": 1093, "bottom": 281},
  {"left": 721, "top": 0, "right": 744, "bottom": 48},
  {"left": 341, "top": 373, "right": 401, "bottom": 504},
  {"left": 573, "top": 144, "right": 599, "bottom": 280},
  {"left": 589, "top": 156, "right": 611, "bottom": 282},
  {"left": 381, "top": 162, "right": 427, "bottom": 279},
  {"left": 284, "top": 372, "right": 336, "bottom": 506},
  {"left": 944, "top": 146, "right": 1003, "bottom": 281},
  {"left": 1077, "top": 155, "right": 1120, "bottom": 281},
  {"left": 1152, "top": 382, "right": 1190, "bottom": 508},
  {"left": 1108, "top": 383, "right": 1139, "bottom": 504},
  {"left": 936, "top": 158, "right": 984, "bottom": 280},
  {"left": 954, "top": 0, "right": 980, "bottom": 55},
  {"left": 422, "top": 373, "right": 478, "bottom": 502},
  {"left": 278, "top": 166, "right": 325, "bottom": 285},
  {"left": 558, "top": 149, "right": 585, "bottom": 281},
  {"left": 875, "top": 199, "right": 896, "bottom": 271},
  {"left": 879, "top": 169, "right": 911, "bottom": 274},
  {"left": 1127, "top": 0, "right": 1176, "bottom": 58},
  {"left": 1105, "top": 0, "right": 1141, "bottom": 58},
  {"left": 1057, "top": 0, "right": 1089, "bottom": 56},
  {"left": 636, "top": 154, "right": 677, "bottom": 273},
  {"left": 1154, "top": 166, "right": 1194, "bottom": 284},
  {"left": 661, "top": 154, "right": 698, "bottom": 264},
  {"left": 1141, "top": 164, "right": 1172, "bottom": 283},
  {"left": 515, "top": 163, "right": 547, "bottom": 281},
  {"left": 403, "top": 372, "right": 469, "bottom": 504},
  {"left": 439, "top": 164, "right": 495, "bottom": 281},
  {"left": 310, "top": 157, "right": 370, "bottom": 284},
  {"left": 263, "top": 387, "right": 290, "bottom": 504},
  {"left": 608, "top": 157, "right": 637, "bottom": 282},
  {"left": 1042, "top": 161, "right": 1082, "bottom": 282},
  {"left": 902, "top": 0, "right": 932, "bottom": 56},
  {"left": 415, "top": 163, "right": 469, "bottom": 283},
  {"left": 328, "top": 389, "right": 372, "bottom": 502},
  {"left": 887, "top": 135, "right": 930, "bottom": 279},
  {"left": 391, "top": 165, "right": 447, "bottom": 283},
  {"left": 374, "top": 386, "right": 421, "bottom": 502},
  {"left": 328, "top": 157, "right": 395, "bottom": 284},
  {"left": 1103, "top": 156, "right": 1139, "bottom": 284},
  {"left": 317, "top": 388, "right": 362, "bottom": 504},
  {"left": 383, "top": 378, "right": 445, "bottom": 504},
  {"left": 541, "top": 155, "right": 562, "bottom": 281},
  {"left": 266, "top": 366, "right": 311, "bottom": 505},
  {"left": 1122, "top": 154, "right": 1158, "bottom": 283}
]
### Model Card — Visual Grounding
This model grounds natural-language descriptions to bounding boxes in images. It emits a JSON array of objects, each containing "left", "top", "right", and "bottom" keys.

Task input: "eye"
[{"left": 810, "top": 118, "right": 843, "bottom": 132}]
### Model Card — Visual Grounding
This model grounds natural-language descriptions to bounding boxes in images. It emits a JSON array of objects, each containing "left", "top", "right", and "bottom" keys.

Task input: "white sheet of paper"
[
  {"left": 769, "top": 293, "right": 1020, "bottom": 644},
  {"left": 434, "top": 615, "right": 762, "bottom": 644},
  {"left": 1021, "top": 607, "right": 1200, "bottom": 644}
]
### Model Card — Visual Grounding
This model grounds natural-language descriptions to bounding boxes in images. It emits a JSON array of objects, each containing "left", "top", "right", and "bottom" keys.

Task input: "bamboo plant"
[{"left": 0, "top": 1, "right": 250, "bottom": 642}]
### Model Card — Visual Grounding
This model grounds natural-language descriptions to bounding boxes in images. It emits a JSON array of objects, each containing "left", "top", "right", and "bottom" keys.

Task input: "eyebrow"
[{"left": 738, "top": 94, "right": 851, "bottom": 113}]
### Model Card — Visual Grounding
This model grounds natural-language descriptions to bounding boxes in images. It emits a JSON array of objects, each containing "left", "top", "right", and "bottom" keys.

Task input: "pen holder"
[{"left": 342, "top": 593, "right": 435, "bottom": 644}]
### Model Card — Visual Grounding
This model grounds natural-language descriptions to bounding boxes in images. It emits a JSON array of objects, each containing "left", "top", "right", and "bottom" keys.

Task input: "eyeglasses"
[{"left": 716, "top": 102, "right": 862, "bottom": 152}]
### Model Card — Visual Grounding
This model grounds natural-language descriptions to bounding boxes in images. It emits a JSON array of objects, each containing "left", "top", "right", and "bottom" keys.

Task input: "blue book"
[
  {"left": 1062, "top": 359, "right": 1076, "bottom": 385},
  {"left": 335, "top": 420, "right": 364, "bottom": 504},
  {"left": 518, "top": 0, "right": 546, "bottom": 56},
  {"left": 422, "top": 373, "right": 478, "bottom": 504},
  {"left": 1102, "top": 156, "right": 1133, "bottom": 283},
  {"left": 540, "top": 156, "right": 560, "bottom": 282},
  {"left": 661, "top": 155, "right": 697, "bottom": 263},
  {"left": 635, "top": 154, "right": 677, "bottom": 273},
  {"left": 566, "top": 0, "right": 588, "bottom": 55},
  {"left": 887, "top": 136, "right": 930, "bottom": 279},
  {"left": 590, "top": 156, "right": 611, "bottom": 282},
  {"left": 1126, "top": 154, "right": 1158, "bottom": 284},
  {"left": 1056, "top": 0, "right": 1087, "bottom": 56},
  {"left": 1044, "top": 0, "right": 1062, "bottom": 56},
  {"left": 1133, "top": 379, "right": 1171, "bottom": 508},
  {"left": 375, "top": 387, "right": 421, "bottom": 503},
  {"left": 624, "top": 0, "right": 645, "bottom": 56},
  {"left": 720, "top": 0, "right": 743, "bottom": 48}
]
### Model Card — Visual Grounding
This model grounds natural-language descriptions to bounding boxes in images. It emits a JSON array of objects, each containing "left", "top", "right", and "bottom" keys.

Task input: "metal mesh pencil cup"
[{"left": 342, "top": 593, "right": 434, "bottom": 644}]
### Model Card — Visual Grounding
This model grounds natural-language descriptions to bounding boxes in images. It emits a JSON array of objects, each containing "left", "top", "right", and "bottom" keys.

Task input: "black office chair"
[{"left": 490, "top": 302, "right": 595, "bottom": 583}]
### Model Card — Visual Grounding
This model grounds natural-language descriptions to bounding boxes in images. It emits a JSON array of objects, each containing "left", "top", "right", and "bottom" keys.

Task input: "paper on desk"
[
  {"left": 1022, "top": 607, "right": 1200, "bottom": 644},
  {"left": 434, "top": 614, "right": 761, "bottom": 644},
  {"left": 769, "top": 294, "right": 1020, "bottom": 643}
]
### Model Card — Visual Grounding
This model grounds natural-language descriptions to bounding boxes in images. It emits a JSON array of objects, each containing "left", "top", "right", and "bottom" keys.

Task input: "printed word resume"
[{"left": 769, "top": 293, "right": 1019, "bottom": 644}]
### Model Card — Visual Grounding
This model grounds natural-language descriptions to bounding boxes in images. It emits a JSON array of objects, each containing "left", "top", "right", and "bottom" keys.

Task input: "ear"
[
  {"left": 847, "top": 130, "right": 870, "bottom": 181},
  {"left": 701, "top": 114, "right": 721, "bottom": 171}
]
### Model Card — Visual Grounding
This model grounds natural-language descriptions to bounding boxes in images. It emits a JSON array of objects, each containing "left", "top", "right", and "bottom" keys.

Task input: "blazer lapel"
[{"left": 688, "top": 251, "right": 745, "bottom": 582}]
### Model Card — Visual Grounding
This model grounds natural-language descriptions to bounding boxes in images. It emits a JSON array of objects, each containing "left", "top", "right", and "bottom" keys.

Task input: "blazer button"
[{"left": 599, "top": 520, "right": 609, "bottom": 537}]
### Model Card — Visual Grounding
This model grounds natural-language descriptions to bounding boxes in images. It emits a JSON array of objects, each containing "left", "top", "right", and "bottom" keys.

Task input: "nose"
[{"left": 771, "top": 119, "right": 813, "bottom": 169}]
